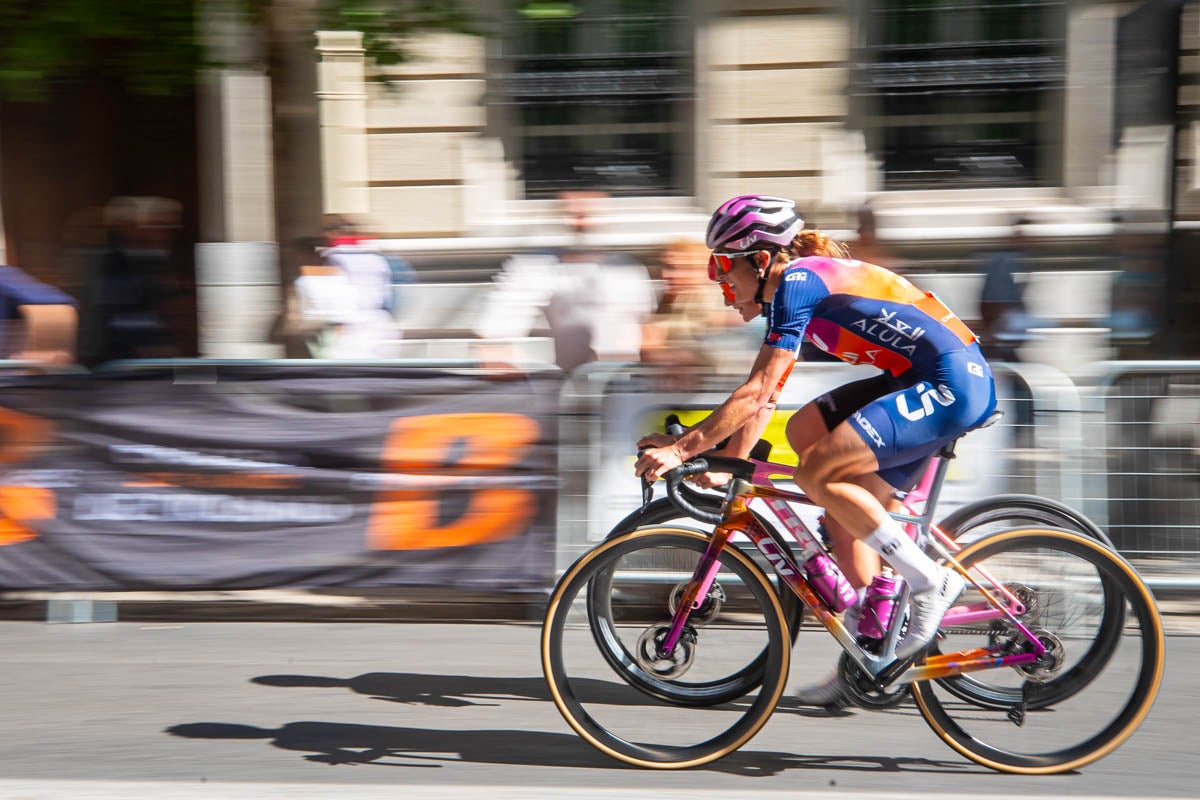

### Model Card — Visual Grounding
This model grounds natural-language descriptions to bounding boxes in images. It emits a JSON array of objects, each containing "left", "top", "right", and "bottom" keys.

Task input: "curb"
[{"left": 0, "top": 589, "right": 551, "bottom": 624}]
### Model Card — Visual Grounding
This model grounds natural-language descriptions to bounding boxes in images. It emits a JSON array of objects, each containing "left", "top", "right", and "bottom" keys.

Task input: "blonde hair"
[{"left": 772, "top": 229, "right": 849, "bottom": 268}]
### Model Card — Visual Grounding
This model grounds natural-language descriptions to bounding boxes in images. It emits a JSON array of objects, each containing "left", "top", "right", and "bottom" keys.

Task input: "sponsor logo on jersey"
[
  {"left": 968, "top": 362, "right": 985, "bottom": 378},
  {"left": 849, "top": 307, "right": 926, "bottom": 355},
  {"left": 785, "top": 271, "right": 808, "bottom": 282},
  {"left": 767, "top": 331, "right": 783, "bottom": 343},
  {"left": 896, "top": 382, "right": 956, "bottom": 422}
]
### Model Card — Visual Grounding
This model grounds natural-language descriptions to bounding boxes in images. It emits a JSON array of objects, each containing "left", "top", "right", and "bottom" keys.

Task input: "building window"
[
  {"left": 500, "top": 0, "right": 694, "bottom": 198},
  {"left": 853, "top": 0, "right": 1066, "bottom": 189}
]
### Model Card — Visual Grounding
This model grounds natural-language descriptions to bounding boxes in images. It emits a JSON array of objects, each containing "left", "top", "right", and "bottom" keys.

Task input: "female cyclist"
[{"left": 634, "top": 195, "right": 997, "bottom": 679}]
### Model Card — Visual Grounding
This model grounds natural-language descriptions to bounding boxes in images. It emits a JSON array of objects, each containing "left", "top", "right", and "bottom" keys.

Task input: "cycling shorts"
[{"left": 814, "top": 343, "right": 997, "bottom": 489}]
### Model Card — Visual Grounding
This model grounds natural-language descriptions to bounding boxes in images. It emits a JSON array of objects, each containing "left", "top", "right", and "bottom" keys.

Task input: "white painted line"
[{"left": 0, "top": 782, "right": 1174, "bottom": 800}]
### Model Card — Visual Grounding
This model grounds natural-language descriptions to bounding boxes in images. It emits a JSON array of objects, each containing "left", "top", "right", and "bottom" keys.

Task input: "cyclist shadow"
[
  {"left": 204, "top": 672, "right": 981, "bottom": 776},
  {"left": 253, "top": 671, "right": 676, "bottom": 708},
  {"left": 165, "top": 720, "right": 974, "bottom": 775}
]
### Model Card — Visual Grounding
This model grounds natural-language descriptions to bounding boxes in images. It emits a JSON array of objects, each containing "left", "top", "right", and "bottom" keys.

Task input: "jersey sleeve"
[{"left": 763, "top": 268, "right": 823, "bottom": 355}]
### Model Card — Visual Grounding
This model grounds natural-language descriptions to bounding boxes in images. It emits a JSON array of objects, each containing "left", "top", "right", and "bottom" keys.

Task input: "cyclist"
[{"left": 634, "top": 195, "right": 997, "bottom": 696}]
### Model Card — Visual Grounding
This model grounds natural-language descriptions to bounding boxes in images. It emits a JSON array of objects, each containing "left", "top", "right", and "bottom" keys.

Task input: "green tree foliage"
[
  {"left": 0, "top": 0, "right": 477, "bottom": 101},
  {"left": 0, "top": 0, "right": 201, "bottom": 99}
]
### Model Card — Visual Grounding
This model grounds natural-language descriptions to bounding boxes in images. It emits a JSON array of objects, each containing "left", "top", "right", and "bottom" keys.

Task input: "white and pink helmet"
[{"left": 704, "top": 195, "right": 803, "bottom": 252}]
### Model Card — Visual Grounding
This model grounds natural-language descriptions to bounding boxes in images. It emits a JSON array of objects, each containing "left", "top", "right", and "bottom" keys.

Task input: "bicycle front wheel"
[
  {"left": 911, "top": 528, "right": 1164, "bottom": 774},
  {"left": 542, "top": 527, "right": 790, "bottom": 768},
  {"left": 601, "top": 497, "right": 804, "bottom": 706}
]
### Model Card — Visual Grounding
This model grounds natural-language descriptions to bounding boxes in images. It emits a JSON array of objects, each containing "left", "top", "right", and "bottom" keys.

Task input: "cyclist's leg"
[
  {"left": 786, "top": 374, "right": 904, "bottom": 588},
  {"left": 795, "top": 350, "right": 996, "bottom": 660}
]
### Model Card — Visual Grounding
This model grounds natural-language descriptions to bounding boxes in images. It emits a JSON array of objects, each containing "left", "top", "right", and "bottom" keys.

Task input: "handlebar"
[
  {"left": 643, "top": 414, "right": 765, "bottom": 525},
  {"left": 663, "top": 455, "right": 757, "bottom": 525}
]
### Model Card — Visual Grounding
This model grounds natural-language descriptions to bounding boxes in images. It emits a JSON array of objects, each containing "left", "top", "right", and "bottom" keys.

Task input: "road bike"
[
  {"left": 593, "top": 415, "right": 1112, "bottom": 708},
  {"left": 541, "top": 420, "right": 1164, "bottom": 773}
]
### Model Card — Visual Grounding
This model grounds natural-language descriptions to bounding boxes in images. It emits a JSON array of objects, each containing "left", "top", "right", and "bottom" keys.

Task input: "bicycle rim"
[
  {"left": 542, "top": 527, "right": 790, "bottom": 768},
  {"left": 599, "top": 498, "right": 803, "bottom": 706},
  {"left": 911, "top": 529, "right": 1164, "bottom": 774}
]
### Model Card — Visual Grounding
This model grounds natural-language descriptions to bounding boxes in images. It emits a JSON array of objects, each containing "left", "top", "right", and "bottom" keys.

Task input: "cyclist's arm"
[
  {"left": 716, "top": 403, "right": 775, "bottom": 459},
  {"left": 671, "top": 344, "right": 794, "bottom": 462}
]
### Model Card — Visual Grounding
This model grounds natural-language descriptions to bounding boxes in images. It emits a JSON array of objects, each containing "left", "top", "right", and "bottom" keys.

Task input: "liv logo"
[
  {"left": 897, "top": 383, "right": 956, "bottom": 421},
  {"left": 758, "top": 540, "right": 799, "bottom": 578}
]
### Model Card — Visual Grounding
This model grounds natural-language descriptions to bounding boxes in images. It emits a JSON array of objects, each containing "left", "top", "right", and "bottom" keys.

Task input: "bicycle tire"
[
  {"left": 599, "top": 496, "right": 803, "bottom": 706},
  {"left": 911, "top": 528, "right": 1164, "bottom": 774},
  {"left": 542, "top": 527, "right": 790, "bottom": 768}
]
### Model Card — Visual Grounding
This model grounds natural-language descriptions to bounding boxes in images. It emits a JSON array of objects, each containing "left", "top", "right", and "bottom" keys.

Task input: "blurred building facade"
[{"left": 0, "top": 0, "right": 1195, "bottom": 359}]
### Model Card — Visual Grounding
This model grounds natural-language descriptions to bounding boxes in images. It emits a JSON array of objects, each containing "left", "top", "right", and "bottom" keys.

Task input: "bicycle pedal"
[{"left": 1006, "top": 702, "right": 1027, "bottom": 727}]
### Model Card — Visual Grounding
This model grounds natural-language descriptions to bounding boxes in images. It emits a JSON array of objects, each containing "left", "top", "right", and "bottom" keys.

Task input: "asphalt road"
[{"left": 0, "top": 620, "right": 1191, "bottom": 799}]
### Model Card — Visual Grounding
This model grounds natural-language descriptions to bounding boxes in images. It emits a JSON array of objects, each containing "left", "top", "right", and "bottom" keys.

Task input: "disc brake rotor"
[
  {"left": 635, "top": 625, "right": 696, "bottom": 679},
  {"left": 667, "top": 581, "right": 725, "bottom": 627},
  {"left": 1016, "top": 628, "right": 1066, "bottom": 682}
]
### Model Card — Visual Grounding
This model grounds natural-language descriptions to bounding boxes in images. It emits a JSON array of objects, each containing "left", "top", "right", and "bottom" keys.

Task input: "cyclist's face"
[{"left": 712, "top": 254, "right": 762, "bottom": 316}]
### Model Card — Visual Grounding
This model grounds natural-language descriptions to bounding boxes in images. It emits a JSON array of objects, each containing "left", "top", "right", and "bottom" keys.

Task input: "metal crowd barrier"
[
  {"left": 554, "top": 360, "right": 1200, "bottom": 592},
  {"left": 1082, "top": 363, "right": 1200, "bottom": 568}
]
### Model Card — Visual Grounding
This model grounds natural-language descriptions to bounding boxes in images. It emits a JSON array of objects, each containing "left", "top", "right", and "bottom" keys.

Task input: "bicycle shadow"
[
  {"left": 165, "top": 720, "right": 976, "bottom": 776},
  {"left": 167, "top": 671, "right": 986, "bottom": 776},
  {"left": 253, "top": 671, "right": 885, "bottom": 719},
  {"left": 253, "top": 671, "right": 692, "bottom": 708}
]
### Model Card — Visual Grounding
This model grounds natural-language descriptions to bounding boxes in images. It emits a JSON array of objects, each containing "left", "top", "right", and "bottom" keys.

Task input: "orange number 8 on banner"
[{"left": 367, "top": 412, "right": 541, "bottom": 550}]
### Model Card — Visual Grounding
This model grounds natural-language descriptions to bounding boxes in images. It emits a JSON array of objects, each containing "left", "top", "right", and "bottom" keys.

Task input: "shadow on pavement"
[
  {"left": 255, "top": 671, "right": 722, "bottom": 708},
  {"left": 181, "top": 671, "right": 981, "bottom": 775},
  {"left": 165, "top": 720, "right": 975, "bottom": 776}
]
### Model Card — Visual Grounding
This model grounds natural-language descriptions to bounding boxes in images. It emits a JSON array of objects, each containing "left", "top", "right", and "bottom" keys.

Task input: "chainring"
[{"left": 837, "top": 651, "right": 911, "bottom": 710}]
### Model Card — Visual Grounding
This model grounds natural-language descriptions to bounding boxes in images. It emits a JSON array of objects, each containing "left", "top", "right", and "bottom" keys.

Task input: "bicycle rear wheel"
[
  {"left": 937, "top": 494, "right": 1111, "bottom": 548},
  {"left": 542, "top": 527, "right": 789, "bottom": 768},
  {"left": 911, "top": 529, "right": 1164, "bottom": 774}
]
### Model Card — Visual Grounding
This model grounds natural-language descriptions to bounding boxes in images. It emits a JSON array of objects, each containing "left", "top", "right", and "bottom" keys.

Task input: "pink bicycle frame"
[{"left": 658, "top": 453, "right": 1046, "bottom": 680}]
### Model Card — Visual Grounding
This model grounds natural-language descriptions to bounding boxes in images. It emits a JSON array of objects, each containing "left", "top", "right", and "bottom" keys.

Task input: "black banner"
[{"left": 0, "top": 365, "right": 561, "bottom": 592}]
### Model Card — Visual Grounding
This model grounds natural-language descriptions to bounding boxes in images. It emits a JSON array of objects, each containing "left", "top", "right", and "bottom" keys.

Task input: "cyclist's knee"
[{"left": 794, "top": 449, "right": 837, "bottom": 493}]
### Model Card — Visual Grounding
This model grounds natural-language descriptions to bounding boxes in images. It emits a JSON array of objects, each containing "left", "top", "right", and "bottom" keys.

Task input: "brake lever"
[{"left": 637, "top": 446, "right": 654, "bottom": 510}]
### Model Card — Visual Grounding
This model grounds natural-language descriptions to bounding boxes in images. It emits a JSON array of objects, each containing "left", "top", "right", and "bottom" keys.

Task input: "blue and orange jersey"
[{"left": 764, "top": 257, "right": 978, "bottom": 376}]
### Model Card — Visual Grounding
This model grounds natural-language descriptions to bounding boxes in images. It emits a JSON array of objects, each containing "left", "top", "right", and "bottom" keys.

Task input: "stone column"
[
  {"left": 195, "top": 2, "right": 282, "bottom": 358},
  {"left": 1062, "top": 3, "right": 1119, "bottom": 194},
  {"left": 316, "top": 31, "right": 369, "bottom": 215}
]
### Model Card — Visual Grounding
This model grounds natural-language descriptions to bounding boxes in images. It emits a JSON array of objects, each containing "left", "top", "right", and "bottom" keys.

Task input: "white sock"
[{"left": 864, "top": 519, "right": 940, "bottom": 593}]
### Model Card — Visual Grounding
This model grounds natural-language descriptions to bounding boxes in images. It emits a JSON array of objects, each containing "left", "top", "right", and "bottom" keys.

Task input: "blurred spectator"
[
  {"left": 639, "top": 238, "right": 742, "bottom": 387},
  {"left": 977, "top": 215, "right": 1036, "bottom": 361},
  {"left": 1104, "top": 214, "right": 1164, "bottom": 355},
  {"left": 473, "top": 191, "right": 654, "bottom": 373},
  {"left": 0, "top": 264, "right": 78, "bottom": 366},
  {"left": 846, "top": 202, "right": 906, "bottom": 272},
  {"left": 284, "top": 215, "right": 403, "bottom": 359},
  {"left": 78, "top": 196, "right": 182, "bottom": 365}
]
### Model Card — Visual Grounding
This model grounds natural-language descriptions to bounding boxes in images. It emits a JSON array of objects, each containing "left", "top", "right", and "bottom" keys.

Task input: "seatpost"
[{"left": 918, "top": 441, "right": 958, "bottom": 531}]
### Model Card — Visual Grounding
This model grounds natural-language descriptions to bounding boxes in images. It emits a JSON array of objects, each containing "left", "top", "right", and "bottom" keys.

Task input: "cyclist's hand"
[
  {"left": 636, "top": 432, "right": 677, "bottom": 450},
  {"left": 634, "top": 444, "right": 684, "bottom": 481},
  {"left": 688, "top": 471, "right": 732, "bottom": 489}
]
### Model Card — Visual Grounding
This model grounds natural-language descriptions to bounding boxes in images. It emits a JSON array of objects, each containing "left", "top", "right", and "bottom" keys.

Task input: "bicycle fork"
[{"left": 657, "top": 520, "right": 734, "bottom": 658}]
